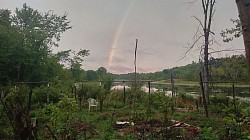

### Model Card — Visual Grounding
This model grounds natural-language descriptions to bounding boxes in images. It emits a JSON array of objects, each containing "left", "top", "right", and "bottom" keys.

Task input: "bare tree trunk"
[
  {"left": 199, "top": 72, "right": 209, "bottom": 118},
  {"left": 236, "top": 0, "right": 250, "bottom": 82},
  {"left": 202, "top": 0, "right": 216, "bottom": 104},
  {"left": 204, "top": 31, "right": 209, "bottom": 103}
]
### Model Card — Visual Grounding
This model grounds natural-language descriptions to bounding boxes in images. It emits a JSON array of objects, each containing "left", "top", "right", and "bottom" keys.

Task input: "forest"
[
  {"left": 113, "top": 55, "right": 249, "bottom": 83},
  {"left": 1, "top": 2, "right": 250, "bottom": 140}
]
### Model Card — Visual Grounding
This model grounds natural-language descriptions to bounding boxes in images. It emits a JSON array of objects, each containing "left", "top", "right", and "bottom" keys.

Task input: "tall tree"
[
  {"left": 186, "top": 0, "right": 216, "bottom": 103},
  {"left": 202, "top": 0, "right": 216, "bottom": 103},
  {"left": 235, "top": 0, "right": 250, "bottom": 82},
  {"left": 0, "top": 9, "right": 23, "bottom": 84},
  {"left": 0, "top": 4, "right": 74, "bottom": 139},
  {"left": 85, "top": 70, "right": 98, "bottom": 81},
  {"left": 97, "top": 67, "right": 107, "bottom": 79},
  {"left": 56, "top": 49, "right": 89, "bottom": 81},
  {"left": 0, "top": 4, "right": 72, "bottom": 85}
]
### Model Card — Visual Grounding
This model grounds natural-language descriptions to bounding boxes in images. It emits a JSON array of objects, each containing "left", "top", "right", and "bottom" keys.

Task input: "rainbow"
[{"left": 108, "top": 1, "right": 135, "bottom": 68}]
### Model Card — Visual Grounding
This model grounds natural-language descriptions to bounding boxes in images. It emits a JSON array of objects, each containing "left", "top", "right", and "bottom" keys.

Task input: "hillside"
[{"left": 112, "top": 55, "right": 248, "bottom": 83}]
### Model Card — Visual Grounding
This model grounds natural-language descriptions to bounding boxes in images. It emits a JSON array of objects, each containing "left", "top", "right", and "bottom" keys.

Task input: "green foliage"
[
  {"left": 82, "top": 82, "right": 100, "bottom": 99},
  {"left": 1, "top": 81, "right": 250, "bottom": 139},
  {"left": 0, "top": 97, "right": 13, "bottom": 139},
  {"left": 108, "top": 90, "right": 124, "bottom": 103},
  {"left": 56, "top": 49, "right": 89, "bottom": 81},
  {"left": 38, "top": 96, "right": 79, "bottom": 139},
  {"left": 32, "top": 85, "right": 62, "bottom": 105},
  {"left": 97, "top": 67, "right": 107, "bottom": 78},
  {"left": 199, "top": 127, "right": 220, "bottom": 140},
  {"left": 0, "top": 3, "right": 72, "bottom": 85},
  {"left": 222, "top": 103, "right": 250, "bottom": 139},
  {"left": 209, "top": 95, "right": 229, "bottom": 113},
  {"left": 210, "top": 55, "right": 248, "bottom": 82},
  {"left": 85, "top": 70, "right": 99, "bottom": 81},
  {"left": 0, "top": 86, "right": 39, "bottom": 139},
  {"left": 221, "top": 19, "right": 242, "bottom": 42}
]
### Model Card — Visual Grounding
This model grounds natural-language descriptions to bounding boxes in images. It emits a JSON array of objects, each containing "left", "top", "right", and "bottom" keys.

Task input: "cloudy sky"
[{"left": 0, "top": 0, "right": 244, "bottom": 74}]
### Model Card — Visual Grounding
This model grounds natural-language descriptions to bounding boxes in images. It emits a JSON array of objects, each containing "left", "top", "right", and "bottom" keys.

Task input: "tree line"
[{"left": 112, "top": 55, "right": 248, "bottom": 83}]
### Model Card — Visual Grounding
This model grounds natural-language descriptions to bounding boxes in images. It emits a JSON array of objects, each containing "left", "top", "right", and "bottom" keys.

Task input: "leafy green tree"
[
  {"left": 85, "top": 70, "right": 98, "bottom": 81},
  {"left": 38, "top": 96, "right": 79, "bottom": 139},
  {"left": 0, "top": 3, "right": 72, "bottom": 85},
  {"left": 0, "top": 9, "right": 11, "bottom": 26},
  {"left": 56, "top": 49, "right": 89, "bottom": 81},
  {"left": 221, "top": 19, "right": 241, "bottom": 42},
  {"left": 0, "top": 4, "right": 77, "bottom": 139},
  {"left": 210, "top": 55, "right": 248, "bottom": 82},
  {"left": 97, "top": 67, "right": 107, "bottom": 79},
  {"left": 71, "top": 50, "right": 89, "bottom": 81},
  {"left": 0, "top": 9, "right": 22, "bottom": 85}
]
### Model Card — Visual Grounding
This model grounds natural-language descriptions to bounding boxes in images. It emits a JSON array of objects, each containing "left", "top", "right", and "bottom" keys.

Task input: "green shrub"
[{"left": 199, "top": 127, "right": 220, "bottom": 140}]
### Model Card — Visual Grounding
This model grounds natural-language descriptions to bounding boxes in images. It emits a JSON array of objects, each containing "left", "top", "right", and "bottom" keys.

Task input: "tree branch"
[
  {"left": 180, "top": 34, "right": 204, "bottom": 60},
  {"left": 192, "top": 16, "right": 205, "bottom": 29}
]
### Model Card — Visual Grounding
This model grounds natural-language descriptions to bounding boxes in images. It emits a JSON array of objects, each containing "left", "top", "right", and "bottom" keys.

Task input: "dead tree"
[
  {"left": 184, "top": 0, "right": 216, "bottom": 104},
  {"left": 203, "top": 0, "right": 216, "bottom": 103}
]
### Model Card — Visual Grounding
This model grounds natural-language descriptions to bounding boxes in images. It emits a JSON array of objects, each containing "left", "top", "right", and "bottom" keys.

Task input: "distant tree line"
[{"left": 112, "top": 55, "right": 248, "bottom": 83}]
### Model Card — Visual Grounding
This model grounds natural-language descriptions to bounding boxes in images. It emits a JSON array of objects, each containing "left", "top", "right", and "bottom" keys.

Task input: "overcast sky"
[{"left": 0, "top": 0, "right": 244, "bottom": 74}]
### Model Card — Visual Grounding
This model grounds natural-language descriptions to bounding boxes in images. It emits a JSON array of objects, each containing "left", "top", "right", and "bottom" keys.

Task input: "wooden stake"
[
  {"left": 123, "top": 84, "right": 126, "bottom": 104},
  {"left": 232, "top": 83, "right": 237, "bottom": 113}
]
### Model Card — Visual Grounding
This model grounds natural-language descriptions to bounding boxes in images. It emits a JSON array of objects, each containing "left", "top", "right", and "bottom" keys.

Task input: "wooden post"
[
  {"left": 199, "top": 72, "right": 209, "bottom": 118},
  {"left": 79, "top": 83, "right": 84, "bottom": 110},
  {"left": 134, "top": 39, "right": 138, "bottom": 98},
  {"left": 232, "top": 83, "right": 237, "bottom": 113},
  {"left": 148, "top": 81, "right": 151, "bottom": 94},
  {"left": 84, "top": 130, "right": 86, "bottom": 140},
  {"left": 47, "top": 83, "right": 50, "bottom": 103},
  {"left": 28, "top": 88, "right": 32, "bottom": 112},
  {"left": 171, "top": 74, "right": 176, "bottom": 107},
  {"left": 79, "top": 97, "right": 82, "bottom": 110},
  {"left": 195, "top": 100, "right": 199, "bottom": 112},
  {"left": 99, "top": 82, "right": 103, "bottom": 112},
  {"left": 133, "top": 39, "right": 138, "bottom": 123},
  {"left": 74, "top": 85, "right": 77, "bottom": 100},
  {"left": 175, "top": 88, "right": 177, "bottom": 97},
  {"left": 171, "top": 74, "right": 175, "bottom": 98},
  {"left": 16, "top": 65, "right": 20, "bottom": 87},
  {"left": 147, "top": 81, "right": 152, "bottom": 119},
  {"left": 123, "top": 84, "right": 126, "bottom": 105}
]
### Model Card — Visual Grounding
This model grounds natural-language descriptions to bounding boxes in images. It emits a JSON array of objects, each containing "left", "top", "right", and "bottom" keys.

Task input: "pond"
[{"left": 111, "top": 83, "right": 250, "bottom": 97}]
